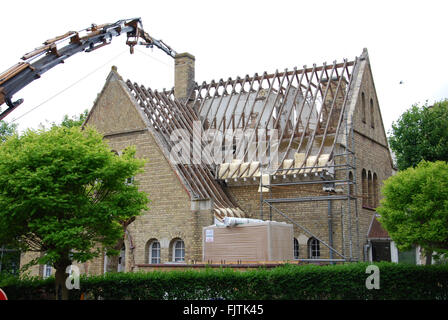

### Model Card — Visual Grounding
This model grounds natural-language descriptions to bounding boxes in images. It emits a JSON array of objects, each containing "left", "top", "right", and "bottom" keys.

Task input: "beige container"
[{"left": 203, "top": 221, "right": 293, "bottom": 262}]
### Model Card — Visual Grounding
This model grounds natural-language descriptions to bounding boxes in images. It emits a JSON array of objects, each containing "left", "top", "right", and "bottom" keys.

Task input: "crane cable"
[
  {"left": 10, "top": 49, "right": 128, "bottom": 123},
  {"left": 134, "top": 48, "right": 171, "bottom": 68}
]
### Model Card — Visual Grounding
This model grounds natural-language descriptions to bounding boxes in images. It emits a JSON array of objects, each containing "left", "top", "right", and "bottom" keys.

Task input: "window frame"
[
  {"left": 373, "top": 172, "right": 378, "bottom": 208},
  {"left": 172, "top": 239, "right": 185, "bottom": 263},
  {"left": 308, "top": 237, "right": 320, "bottom": 259},
  {"left": 293, "top": 238, "right": 299, "bottom": 260},
  {"left": 43, "top": 264, "right": 52, "bottom": 278},
  {"left": 149, "top": 240, "right": 161, "bottom": 264},
  {"left": 117, "top": 244, "right": 126, "bottom": 272},
  {"left": 362, "top": 169, "right": 367, "bottom": 207},
  {"left": 125, "top": 176, "right": 135, "bottom": 186},
  {"left": 368, "top": 170, "right": 373, "bottom": 207}
]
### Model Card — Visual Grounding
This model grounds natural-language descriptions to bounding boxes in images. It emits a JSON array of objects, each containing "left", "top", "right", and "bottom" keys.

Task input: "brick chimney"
[{"left": 174, "top": 52, "right": 195, "bottom": 102}]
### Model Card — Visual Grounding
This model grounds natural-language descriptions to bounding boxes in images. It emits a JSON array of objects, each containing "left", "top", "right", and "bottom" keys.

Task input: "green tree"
[
  {"left": 0, "top": 120, "right": 19, "bottom": 277},
  {"left": 55, "top": 109, "right": 89, "bottom": 129},
  {"left": 0, "top": 125, "right": 149, "bottom": 299},
  {"left": 51, "top": 110, "right": 131, "bottom": 274},
  {"left": 0, "top": 120, "right": 17, "bottom": 142},
  {"left": 377, "top": 161, "right": 448, "bottom": 265},
  {"left": 388, "top": 99, "right": 448, "bottom": 171}
]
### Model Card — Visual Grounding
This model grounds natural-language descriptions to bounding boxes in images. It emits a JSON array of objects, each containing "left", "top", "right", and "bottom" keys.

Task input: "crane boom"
[{"left": 0, "top": 18, "right": 176, "bottom": 121}]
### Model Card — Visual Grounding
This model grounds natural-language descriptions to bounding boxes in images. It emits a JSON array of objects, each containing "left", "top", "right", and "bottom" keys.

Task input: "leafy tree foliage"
[
  {"left": 0, "top": 121, "right": 20, "bottom": 277},
  {"left": 55, "top": 109, "right": 89, "bottom": 128},
  {"left": 0, "top": 120, "right": 17, "bottom": 142},
  {"left": 388, "top": 99, "right": 448, "bottom": 170},
  {"left": 0, "top": 125, "right": 149, "bottom": 298},
  {"left": 377, "top": 161, "right": 448, "bottom": 264}
]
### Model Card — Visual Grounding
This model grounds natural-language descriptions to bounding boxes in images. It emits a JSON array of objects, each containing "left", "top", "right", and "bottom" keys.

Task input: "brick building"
[{"left": 21, "top": 48, "right": 395, "bottom": 276}]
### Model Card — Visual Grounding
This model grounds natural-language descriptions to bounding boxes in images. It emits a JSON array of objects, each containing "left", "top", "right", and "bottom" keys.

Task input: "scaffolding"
[{"left": 259, "top": 111, "right": 360, "bottom": 263}]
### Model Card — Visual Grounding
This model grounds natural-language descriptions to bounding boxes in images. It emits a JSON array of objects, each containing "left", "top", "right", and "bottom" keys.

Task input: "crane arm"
[{"left": 0, "top": 18, "right": 176, "bottom": 121}]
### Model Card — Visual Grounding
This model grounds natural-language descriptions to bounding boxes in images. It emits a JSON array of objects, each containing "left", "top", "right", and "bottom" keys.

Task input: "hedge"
[{"left": 1, "top": 262, "right": 447, "bottom": 300}]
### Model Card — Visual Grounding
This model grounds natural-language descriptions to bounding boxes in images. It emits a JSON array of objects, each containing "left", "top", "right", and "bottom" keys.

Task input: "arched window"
[
  {"left": 308, "top": 237, "right": 320, "bottom": 259},
  {"left": 172, "top": 239, "right": 185, "bottom": 262},
  {"left": 368, "top": 171, "right": 373, "bottom": 208},
  {"left": 361, "top": 92, "right": 366, "bottom": 123},
  {"left": 149, "top": 240, "right": 161, "bottom": 264},
  {"left": 293, "top": 238, "right": 299, "bottom": 260},
  {"left": 43, "top": 264, "right": 52, "bottom": 278},
  {"left": 117, "top": 244, "right": 126, "bottom": 272},
  {"left": 373, "top": 173, "right": 378, "bottom": 208},
  {"left": 41, "top": 253, "right": 53, "bottom": 278},
  {"left": 370, "top": 98, "right": 375, "bottom": 128},
  {"left": 362, "top": 169, "right": 367, "bottom": 207}
]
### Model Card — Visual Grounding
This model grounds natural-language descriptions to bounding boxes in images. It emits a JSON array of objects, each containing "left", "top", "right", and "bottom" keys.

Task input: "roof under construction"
[{"left": 124, "top": 50, "right": 365, "bottom": 221}]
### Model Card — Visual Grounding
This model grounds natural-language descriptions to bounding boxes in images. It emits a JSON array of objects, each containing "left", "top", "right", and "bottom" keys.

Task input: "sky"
[{"left": 1, "top": 0, "right": 447, "bottom": 135}]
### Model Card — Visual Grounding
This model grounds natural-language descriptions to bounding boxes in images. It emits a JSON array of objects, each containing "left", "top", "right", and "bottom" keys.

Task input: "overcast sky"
[{"left": 1, "top": 0, "right": 447, "bottom": 135}]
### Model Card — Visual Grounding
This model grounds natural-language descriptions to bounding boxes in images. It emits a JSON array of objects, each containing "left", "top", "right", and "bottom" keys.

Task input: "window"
[
  {"left": 373, "top": 173, "right": 378, "bottom": 208},
  {"left": 293, "top": 238, "right": 299, "bottom": 260},
  {"left": 362, "top": 169, "right": 379, "bottom": 209},
  {"left": 125, "top": 176, "right": 134, "bottom": 185},
  {"left": 172, "top": 239, "right": 185, "bottom": 262},
  {"left": 362, "top": 169, "right": 367, "bottom": 207},
  {"left": 149, "top": 241, "right": 161, "bottom": 264},
  {"left": 398, "top": 247, "right": 417, "bottom": 264},
  {"left": 371, "top": 241, "right": 391, "bottom": 262},
  {"left": 117, "top": 245, "right": 126, "bottom": 272},
  {"left": 361, "top": 92, "right": 366, "bottom": 123},
  {"left": 103, "top": 253, "right": 108, "bottom": 274},
  {"left": 370, "top": 98, "right": 375, "bottom": 128},
  {"left": 368, "top": 171, "right": 373, "bottom": 207},
  {"left": 42, "top": 253, "right": 53, "bottom": 278},
  {"left": 0, "top": 246, "right": 20, "bottom": 276},
  {"left": 43, "top": 264, "right": 52, "bottom": 278},
  {"left": 308, "top": 237, "right": 320, "bottom": 259}
]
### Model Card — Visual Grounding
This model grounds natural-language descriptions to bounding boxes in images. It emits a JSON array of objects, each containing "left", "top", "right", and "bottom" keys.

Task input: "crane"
[{"left": 0, "top": 18, "right": 176, "bottom": 121}]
